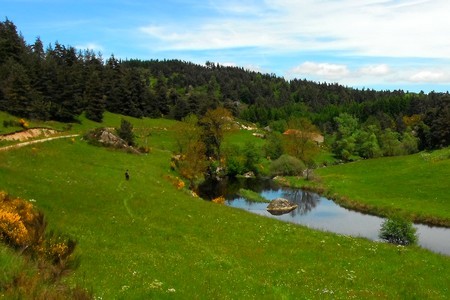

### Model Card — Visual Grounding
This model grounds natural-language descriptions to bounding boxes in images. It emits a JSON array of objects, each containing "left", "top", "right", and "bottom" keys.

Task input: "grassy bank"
[
  {"left": 287, "top": 149, "right": 450, "bottom": 227},
  {"left": 1, "top": 113, "right": 449, "bottom": 298},
  {"left": 238, "top": 188, "right": 270, "bottom": 203}
]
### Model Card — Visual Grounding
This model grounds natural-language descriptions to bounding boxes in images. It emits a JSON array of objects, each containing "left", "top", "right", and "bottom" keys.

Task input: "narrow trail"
[
  {"left": 0, "top": 134, "right": 80, "bottom": 152},
  {"left": 117, "top": 180, "right": 135, "bottom": 219}
]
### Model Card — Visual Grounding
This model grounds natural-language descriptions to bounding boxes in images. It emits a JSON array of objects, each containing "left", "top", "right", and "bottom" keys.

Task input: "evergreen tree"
[
  {"left": 117, "top": 118, "right": 135, "bottom": 146},
  {"left": 0, "top": 19, "right": 27, "bottom": 64},
  {"left": 84, "top": 71, "right": 105, "bottom": 122}
]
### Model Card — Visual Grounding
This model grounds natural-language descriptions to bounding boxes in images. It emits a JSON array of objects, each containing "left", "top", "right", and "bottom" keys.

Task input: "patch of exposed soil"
[{"left": 0, "top": 128, "right": 59, "bottom": 142}]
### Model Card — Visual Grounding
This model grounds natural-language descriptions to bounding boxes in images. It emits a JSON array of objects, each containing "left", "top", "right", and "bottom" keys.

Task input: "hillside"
[
  {"left": 0, "top": 113, "right": 449, "bottom": 298},
  {"left": 1, "top": 19, "right": 449, "bottom": 155}
]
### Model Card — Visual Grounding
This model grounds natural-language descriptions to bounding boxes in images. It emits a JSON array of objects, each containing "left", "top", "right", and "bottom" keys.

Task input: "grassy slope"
[
  {"left": 0, "top": 113, "right": 449, "bottom": 298},
  {"left": 300, "top": 150, "right": 450, "bottom": 226}
]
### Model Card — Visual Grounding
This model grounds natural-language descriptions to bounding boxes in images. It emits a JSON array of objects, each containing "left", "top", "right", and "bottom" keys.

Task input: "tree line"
[{"left": 1, "top": 19, "right": 449, "bottom": 153}]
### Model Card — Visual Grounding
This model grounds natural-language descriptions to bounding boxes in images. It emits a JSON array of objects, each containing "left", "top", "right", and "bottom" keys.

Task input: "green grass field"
[
  {"left": 292, "top": 149, "right": 450, "bottom": 226},
  {"left": 1, "top": 113, "right": 450, "bottom": 298}
]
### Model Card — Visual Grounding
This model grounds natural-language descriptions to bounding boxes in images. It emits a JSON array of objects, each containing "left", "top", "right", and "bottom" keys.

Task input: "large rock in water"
[{"left": 267, "top": 198, "right": 298, "bottom": 215}]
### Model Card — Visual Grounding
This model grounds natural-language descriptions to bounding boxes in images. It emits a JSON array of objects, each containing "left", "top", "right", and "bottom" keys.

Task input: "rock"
[
  {"left": 88, "top": 128, "right": 140, "bottom": 154},
  {"left": 243, "top": 171, "right": 255, "bottom": 178},
  {"left": 267, "top": 198, "right": 298, "bottom": 215}
]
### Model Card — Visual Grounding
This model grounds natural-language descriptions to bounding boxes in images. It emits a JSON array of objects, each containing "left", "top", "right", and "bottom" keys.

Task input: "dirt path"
[{"left": 0, "top": 134, "right": 80, "bottom": 152}]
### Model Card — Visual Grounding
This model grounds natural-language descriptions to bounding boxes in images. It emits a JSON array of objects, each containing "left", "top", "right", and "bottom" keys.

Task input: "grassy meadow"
[
  {"left": 293, "top": 149, "right": 450, "bottom": 227},
  {"left": 1, "top": 113, "right": 450, "bottom": 298}
]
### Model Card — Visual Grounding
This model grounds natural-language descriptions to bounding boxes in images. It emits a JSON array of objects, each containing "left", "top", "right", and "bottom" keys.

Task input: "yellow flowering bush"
[
  {"left": 0, "top": 191, "right": 84, "bottom": 297},
  {"left": 212, "top": 196, "right": 225, "bottom": 204},
  {"left": 164, "top": 175, "right": 186, "bottom": 190},
  {"left": 0, "top": 192, "right": 41, "bottom": 248},
  {"left": 19, "top": 118, "right": 29, "bottom": 129},
  {"left": 176, "top": 179, "right": 185, "bottom": 189},
  {"left": 40, "top": 231, "right": 76, "bottom": 265},
  {"left": 0, "top": 210, "right": 29, "bottom": 246}
]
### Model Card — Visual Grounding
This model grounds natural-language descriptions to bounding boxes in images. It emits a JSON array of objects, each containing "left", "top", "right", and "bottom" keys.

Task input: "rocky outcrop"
[
  {"left": 85, "top": 128, "right": 140, "bottom": 154},
  {"left": 267, "top": 198, "right": 298, "bottom": 215}
]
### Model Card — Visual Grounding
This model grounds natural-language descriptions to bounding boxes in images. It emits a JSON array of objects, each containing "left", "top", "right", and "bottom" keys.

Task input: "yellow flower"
[{"left": 212, "top": 196, "right": 225, "bottom": 204}]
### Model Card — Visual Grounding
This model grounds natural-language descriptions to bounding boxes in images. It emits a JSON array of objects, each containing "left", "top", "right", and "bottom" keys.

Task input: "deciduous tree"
[{"left": 200, "top": 107, "right": 235, "bottom": 161}]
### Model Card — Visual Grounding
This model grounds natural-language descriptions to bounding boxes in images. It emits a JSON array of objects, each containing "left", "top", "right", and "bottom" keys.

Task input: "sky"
[{"left": 2, "top": 0, "right": 450, "bottom": 93}]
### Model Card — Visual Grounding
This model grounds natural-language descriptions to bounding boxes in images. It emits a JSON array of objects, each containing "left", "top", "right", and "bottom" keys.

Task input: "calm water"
[{"left": 198, "top": 178, "right": 450, "bottom": 255}]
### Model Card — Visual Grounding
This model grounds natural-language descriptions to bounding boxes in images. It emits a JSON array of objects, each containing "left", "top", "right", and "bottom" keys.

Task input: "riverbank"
[{"left": 275, "top": 149, "right": 450, "bottom": 227}]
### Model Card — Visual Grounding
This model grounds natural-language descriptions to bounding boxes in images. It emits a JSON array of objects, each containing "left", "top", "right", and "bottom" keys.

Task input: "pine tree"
[{"left": 84, "top": 71, "right": 105, "bottom": 122}]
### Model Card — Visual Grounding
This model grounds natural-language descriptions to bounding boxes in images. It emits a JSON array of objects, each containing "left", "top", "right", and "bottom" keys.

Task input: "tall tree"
[
  {"left": 0, "top": 19, "right": 27, "bottom": 64},
  {"left": 200, "top": 107, "right": 235, "bottom": 161},
  {"left": 173, "top": 114, "right": 207, "bottom": 188},
  {"left": 283, "top": 117, "right": 320, "bottom": 162},
  {"left": 84, "top": 71, "right": 105, "bottom": 122}
]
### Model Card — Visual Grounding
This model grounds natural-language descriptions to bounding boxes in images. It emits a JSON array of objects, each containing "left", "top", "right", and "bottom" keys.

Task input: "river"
[{"left": 198, "top": 177, "right": 450, "bottom": 256}]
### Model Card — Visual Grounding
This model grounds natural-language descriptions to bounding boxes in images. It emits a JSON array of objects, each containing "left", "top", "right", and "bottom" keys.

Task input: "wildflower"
[
  {"left": 149, "top": 279, "right": 164, "bottom": 289},
  {"left": 176, "top": 179, "right": 185, "bottom": 189},
  {"left": 212, "top": 196, "right": 225, "bottom": 204},
  {"left": 121, "top": 285, "right": 130, "bottom": 292},
  {"left": 19, "top": 118, "right": 29, "bottom": 128}
]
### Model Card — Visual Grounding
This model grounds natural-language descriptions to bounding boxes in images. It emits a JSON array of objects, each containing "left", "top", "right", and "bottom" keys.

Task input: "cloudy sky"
[{"left": 2, "top": 0, "right": 450, "bottom": 92}]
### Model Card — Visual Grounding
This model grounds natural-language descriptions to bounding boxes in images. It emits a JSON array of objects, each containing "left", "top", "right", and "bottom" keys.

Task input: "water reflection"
[
  {"left": 198, "top": 177, "right": 450, "bottom": 256},
  {"left": 198, "top": 177, "right": 280, "bottom": 200}
]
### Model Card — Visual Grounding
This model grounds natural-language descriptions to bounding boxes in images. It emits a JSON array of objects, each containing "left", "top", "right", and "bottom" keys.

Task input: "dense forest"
[{"left": 1, "top": 19, "right": 449, "bottom": 157}]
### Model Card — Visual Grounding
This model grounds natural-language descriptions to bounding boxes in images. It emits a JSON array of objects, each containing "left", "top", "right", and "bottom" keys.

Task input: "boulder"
[
  {"left": 243, "top": 171, "right": 255, "bottom": 178},
  {"left": 267, "top": 198, "right": 298, "bottom": 215},
  {"left": 87, "top": 128, "right": 140, "bottom": 154}
]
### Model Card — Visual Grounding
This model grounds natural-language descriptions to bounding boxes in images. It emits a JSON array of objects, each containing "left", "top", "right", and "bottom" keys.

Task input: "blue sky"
[{"left": 2, "top": 0, "right": 450, "bottom": 92}]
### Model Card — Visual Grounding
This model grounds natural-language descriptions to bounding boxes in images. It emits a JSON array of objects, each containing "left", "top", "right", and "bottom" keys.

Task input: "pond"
[{"left": 198, "top": 177, "right": 450, "bottom": 256}]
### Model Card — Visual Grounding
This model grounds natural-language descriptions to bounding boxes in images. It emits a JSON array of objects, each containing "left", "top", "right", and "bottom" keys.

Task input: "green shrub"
[
  {"left": 269, "top": 154, "right": 305, "bottom": 177},
  {"left": 379, "top": 216, "right": 417, "bottom": 246},
  {"left": 226, "top": 154, "right": 245, "bottom": 176},
  {"left": 263, "top": 132, "right": 284, "bottom": 160},
  {"left": 116, "top": 118, "right": 135, "bottom": 146}
]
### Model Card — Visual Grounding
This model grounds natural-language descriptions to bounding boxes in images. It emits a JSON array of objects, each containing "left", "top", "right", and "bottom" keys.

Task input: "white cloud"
[
  {"left": 136, "top": 0, "right": 450, "bottom": 90},
  {"left": 139, "top": 0, "right": 450, "bottom": 58},
  {"left": 289, "top": 62, "right": 350, "bottom": 79},
  {"left": 409, "top": 71, "right": 448, "bottom": 83},
  {"left": 359, "top": 64, "right": 390, "bottom": 76},
  {"left": 286, "top": 61, "right": 450, "bottom": 89}
]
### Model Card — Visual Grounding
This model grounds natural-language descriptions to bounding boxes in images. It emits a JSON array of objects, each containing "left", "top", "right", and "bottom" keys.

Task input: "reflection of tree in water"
[
  {"left": 198, "top": 177, "right": 280, "bottom": 200},
  {"left": 281, "top": 189, "right": 320, "bottom": 216}
]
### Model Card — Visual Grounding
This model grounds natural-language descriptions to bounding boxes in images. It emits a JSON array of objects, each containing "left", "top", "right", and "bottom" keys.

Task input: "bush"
[
  {"left": 269, "top": 154, "right": 306, "bottom": 177},
  {"left": 0, "top": 192, "right": 89, "bottom": 298},
  {"left": 263, "top": 132, "right": 284, "bottom": 160},
  {"left": 116, "top": 118, "right": 135, "bottom": 146},
  {"left": 226, "top": 154, "right": 246, "bottom": 176},
  {"left": 379, "top": 216, "right": 418, "bottom": 246}
]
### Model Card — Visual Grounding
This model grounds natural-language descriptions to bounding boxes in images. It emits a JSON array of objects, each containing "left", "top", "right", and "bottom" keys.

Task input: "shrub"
[
  {"left": 0, "top": 192, "right": 88, "bottom": 298},
  {"left": 116, "top": 118, "right": 135, "bottom": 146},
  {"left": 269, "top": 155, "right": 306, "bottom": 177},
  {"left": 0, "top": 191, "right": 45, "bottom": 249},
  {"left": 212, "top": 196, "right": 225, "bottom": 204},
  {"left": 379, "top": 216, "right": 418, "bottom": 246},
  {"left": 264, "top": 132, "right": 284, "bottom": 160},
  {"left": 3, "top": 120, "right": 19, "bottom": 128}
]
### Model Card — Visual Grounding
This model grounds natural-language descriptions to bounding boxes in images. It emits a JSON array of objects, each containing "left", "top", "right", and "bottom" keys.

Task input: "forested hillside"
[{"left": 1, "top": 19, "right": 449, "bottom": 152}]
